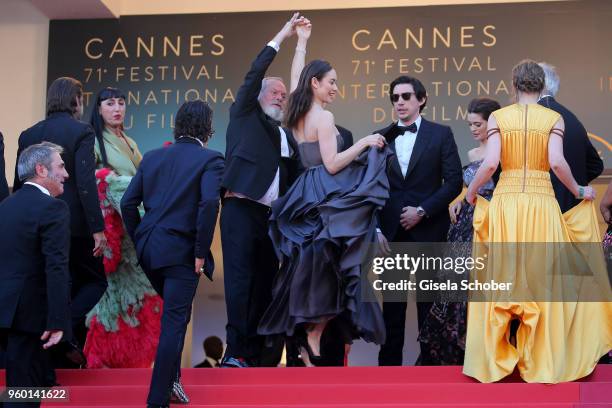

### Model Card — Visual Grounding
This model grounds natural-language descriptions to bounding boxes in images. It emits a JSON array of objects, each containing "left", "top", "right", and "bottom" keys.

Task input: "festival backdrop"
[
  {"left": 47, "top": 0, "right": 612, "bottom": 366},
  {"left": 48, "top": 0, "right": 611, "bottom": 167}
]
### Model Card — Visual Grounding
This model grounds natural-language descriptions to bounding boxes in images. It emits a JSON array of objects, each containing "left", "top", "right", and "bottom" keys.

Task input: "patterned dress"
[
  {"left": 417, "top": 159, "right": 495, "bottom": 365},
  {"left": 84, "top": 129, "right": 162, "bottom": 368}
]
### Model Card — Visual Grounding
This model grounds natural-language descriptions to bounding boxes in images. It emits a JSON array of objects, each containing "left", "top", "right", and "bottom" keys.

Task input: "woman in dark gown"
[
  {"left": 257, "top": 55, "right": 391, "bottom": 366},
  {"left": 417, "top": 97, "right": 501, "bottom": 365}
]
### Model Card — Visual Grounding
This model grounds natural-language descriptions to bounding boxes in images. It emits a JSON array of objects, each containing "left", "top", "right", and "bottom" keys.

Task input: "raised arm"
[
  {"left": 317, "top": 111, "right": 385, "bottom": 175},
  {"left": 466, "top": 115, "right": 501, "bottom": 205},
  {"left": 548, "top": 117, "right": 595, "bottom": 201},
  {"left": 290, "top": 19, "right": 311, "bottom": 92},
  {"left": 231, "top": 13, "right": 304, "bottom": 117}
]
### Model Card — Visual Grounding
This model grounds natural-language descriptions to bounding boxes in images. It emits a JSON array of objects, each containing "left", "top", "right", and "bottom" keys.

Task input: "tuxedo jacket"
[
  {"left": 121, "top": 138, "right": 224, "bottom": 279},
  {"left": 0, "top": 185, "right": 71, "bottom": 335},
  {"left": 0, "top": 132, "right": 8, "bottom": 202},
  {"left": 538, "top": 96, "right": 603, "bottom": 213},
  {"left": 14, "top": 112, "right": 104, "bottom": 237},
  {"left": 375, "top": 119, "right": 463, "bottom": 241},
  {"left": 222, "top": 45, "right": 300, "bottom": 199}
]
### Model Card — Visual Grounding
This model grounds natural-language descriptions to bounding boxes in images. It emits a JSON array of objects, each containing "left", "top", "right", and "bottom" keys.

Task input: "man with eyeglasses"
[{"left": 374, "top": 75, "right": 462, "bottom": 366}]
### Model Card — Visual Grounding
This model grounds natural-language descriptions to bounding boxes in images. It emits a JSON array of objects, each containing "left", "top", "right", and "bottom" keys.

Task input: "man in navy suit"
[
  {"left": 0, "top": 142, "right": 71, "bottom": 407},
  {"left": 538, "top": 62, "right": 603, "bottom": 213},
  {"left": 375, "top": 76, "right": 463, "bottom": 366},
  {"left": 14, "top": 77, "right": 106, "bottom": 357},
  {"left": 121, "top": 101, "right": 224, "bottom": 408}
]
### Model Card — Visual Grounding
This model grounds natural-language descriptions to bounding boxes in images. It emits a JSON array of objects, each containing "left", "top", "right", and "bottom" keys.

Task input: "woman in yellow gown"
[{"left": 464, "top": 60, "right": 611, "bottom": 383}]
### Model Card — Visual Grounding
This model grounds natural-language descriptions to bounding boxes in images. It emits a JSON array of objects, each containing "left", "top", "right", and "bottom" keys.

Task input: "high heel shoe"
[{"left": 296, "top": 330, "right": 325, "bottom": 366}]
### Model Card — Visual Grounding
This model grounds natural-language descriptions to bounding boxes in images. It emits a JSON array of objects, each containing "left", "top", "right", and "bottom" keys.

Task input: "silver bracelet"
[{"left": 295, "top": 48, "right": 306, "bottom": 53}]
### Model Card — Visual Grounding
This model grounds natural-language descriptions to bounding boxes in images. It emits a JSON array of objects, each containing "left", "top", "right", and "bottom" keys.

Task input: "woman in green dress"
[{"left": 84, "top": 88, "right": 163, "bottom": 371}]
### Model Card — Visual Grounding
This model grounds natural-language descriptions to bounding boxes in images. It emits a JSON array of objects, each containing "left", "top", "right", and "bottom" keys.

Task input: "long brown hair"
[{"left": 285, "top": 59, "right": 333, "bottom": 128}]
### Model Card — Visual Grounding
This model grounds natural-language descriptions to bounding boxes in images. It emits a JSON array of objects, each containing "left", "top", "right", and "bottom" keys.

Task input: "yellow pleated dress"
[{"left": 463, "top": 103, "right": 612, "bottom": 383}]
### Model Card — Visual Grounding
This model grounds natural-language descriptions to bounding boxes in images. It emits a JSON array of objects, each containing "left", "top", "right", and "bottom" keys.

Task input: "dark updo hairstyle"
[
  {"left": 285, "top": 59, "right": 333, "bottom": 129},
  {"left": 467, "top": 97, "right": 501, "bottom": 121},
  {"left": 89, "top": 87, "right": 126, "bottom": 167},
  {"left": 173, "top": 100, "right": 214, "bottom": 143},
  {"left": 512, "top": 59, "right": 545, "bottom": 94}
]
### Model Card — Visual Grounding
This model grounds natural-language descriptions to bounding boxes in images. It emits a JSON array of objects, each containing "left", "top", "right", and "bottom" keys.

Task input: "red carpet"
[{"left": 1, "top": 365, "right": 610, "bottom": 407}]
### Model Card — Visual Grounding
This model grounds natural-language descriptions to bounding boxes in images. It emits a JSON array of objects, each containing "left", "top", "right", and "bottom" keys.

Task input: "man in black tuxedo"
[
  {"left": 0, "top": 142, "right": 71, "bottom": 407},
  {"left": 375, "top": 76, "right": 463, "bottom": 366},
  {"left": 0, "top": 132, "right": 9, "bottom": 202},
  {"left": 14, "top": 77, "right": 106, "bottom": 358},
  {"left": 121, "top": 101, "right": 224, "bottom": 408},
  {"left": 538, "top": 63, "right": 603, "bottom": 213},
  {"left": 220, "top": 14, "right": 303, "bottom": 368}
]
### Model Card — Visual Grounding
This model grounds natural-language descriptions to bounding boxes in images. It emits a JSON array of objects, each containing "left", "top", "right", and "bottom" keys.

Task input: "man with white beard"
[{"left": 220, "top": 13, "right": 305, "bottom": 367}]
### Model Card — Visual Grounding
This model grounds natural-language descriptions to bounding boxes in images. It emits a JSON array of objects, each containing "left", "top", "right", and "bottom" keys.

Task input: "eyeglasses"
[{"left": 390, "top": 92, "right": 414, "bottom": 103}]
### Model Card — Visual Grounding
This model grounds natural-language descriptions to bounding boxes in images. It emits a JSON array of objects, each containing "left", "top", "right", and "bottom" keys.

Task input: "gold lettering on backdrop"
[
  {"left": 84, "top": 34, "right": 226, "bottom": 59},
  {"left": 83, "top": 92, "right": 93, "bottom": 105},
  {"left": 85, "top": 38, "right": 103, "bottom": 59},
  {"left": 190, "top": 35, "right": 204, "bottom": 56},
  {"left": 405, "top": 28, "right": 423, "bottom": 48},
  {"left": 222, "top": 89, "right": 235, "bottom": 103},
  {"left": 483, "top": 25, "right": 497, "bottom": 47},
  {"left": 373, "top": 105, "right": 479, "bottom": 124},
  {"left": 145, "top": 91, "right": 158, "bottom": 105},
  {"left": 377, "top": 29, "right": 398, "bottom": 50},
  {"left": 352, "top": 29, "right": 371, "bottom": 51},
  {"left": 352, "top": 25, "right": 498, "bottom": 51},
  {"left": 211, "top": 34, "right": 225, "bottom": 56},
  {"left": 460, "top": 26, "right": 475, "bottom": 47},
  {"left": 163, "top": 36, "right": 181, "bottom": 57},
  {"left": 432, "top": 27, "right": 451, "bottom": 48},
  {"left": 109, "top": 38, "right": 129, "bottom": 58},
  {"left": 137, "top": 37, "right": 154, "bottom": 58}
]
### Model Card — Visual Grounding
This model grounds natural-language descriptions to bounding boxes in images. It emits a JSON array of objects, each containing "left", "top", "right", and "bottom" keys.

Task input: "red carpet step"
[{"left": 0, "top": 365, "right": 609, "bottom": 407}]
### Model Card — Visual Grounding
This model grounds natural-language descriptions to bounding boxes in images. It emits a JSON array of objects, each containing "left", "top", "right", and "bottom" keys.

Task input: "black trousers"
[
  {"left": 220, "top": 198, "right": 282, "bottom": 366},
  {"left": 69, "top": 236, "right": 107, "bottom": 346},
  {"left": 378, "top": 228, "right": 434, "bottom": 366},
  {"left": 3, "top": 330, "right": 50, "bottom": 408},
  {"left": 144, "top": 265, "right": 199, "bottom": 406}
]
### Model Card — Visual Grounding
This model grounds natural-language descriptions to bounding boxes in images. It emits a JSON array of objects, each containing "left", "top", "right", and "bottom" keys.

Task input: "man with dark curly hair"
[{"left": 121, "top": 100, "right": 224, "bottom": 408}]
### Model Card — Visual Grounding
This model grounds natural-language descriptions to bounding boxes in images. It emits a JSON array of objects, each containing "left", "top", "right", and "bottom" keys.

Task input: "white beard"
[{"left": 262, "top": 105, "right": 284, "bottom": 122}]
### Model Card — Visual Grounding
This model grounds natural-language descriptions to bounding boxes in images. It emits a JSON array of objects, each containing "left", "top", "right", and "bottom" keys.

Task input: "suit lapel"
[
  {"left": 378, "top": 122, "right": 403, "bottom": 180},
  {"left": 404, "top": 118, "right": 431, "bottom": 179},
  {"left": 257, "top": 107, "right": 281, "bottom": 152}
]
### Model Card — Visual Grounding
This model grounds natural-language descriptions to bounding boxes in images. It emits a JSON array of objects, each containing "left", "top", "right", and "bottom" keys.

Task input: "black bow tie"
[{"left": 397, "top": 123, "right": 417, "bottom": 134}]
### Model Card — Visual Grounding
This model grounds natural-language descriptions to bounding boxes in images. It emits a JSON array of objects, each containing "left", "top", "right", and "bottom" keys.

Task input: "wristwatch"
[{"left": 416, "top": 206, "right": 427, "bottom": 217}]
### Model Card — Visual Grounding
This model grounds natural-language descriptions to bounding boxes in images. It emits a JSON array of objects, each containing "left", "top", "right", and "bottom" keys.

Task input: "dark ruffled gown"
[
  {"left": 258, "top": 135, "right": 391, "bottom": 345},
  {"left": 417, "top": 159, "right": 495, "bottom": 365}
]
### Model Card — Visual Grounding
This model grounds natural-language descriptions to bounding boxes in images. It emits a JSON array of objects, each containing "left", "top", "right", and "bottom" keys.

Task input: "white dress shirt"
[
  {"left": 257, "top": 127, "right": 290, "bottom": 206},
  {"left": 24, "top": 181, "right": 50, "bottom": 196},
  {"left": 395, "top": 116, "right": 422, "bottom": 177}
]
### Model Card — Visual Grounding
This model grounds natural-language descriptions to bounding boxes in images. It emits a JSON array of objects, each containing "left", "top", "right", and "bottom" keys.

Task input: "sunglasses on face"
[{"left": 390, "top": 92, "right": 414, "bottom": 103}]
